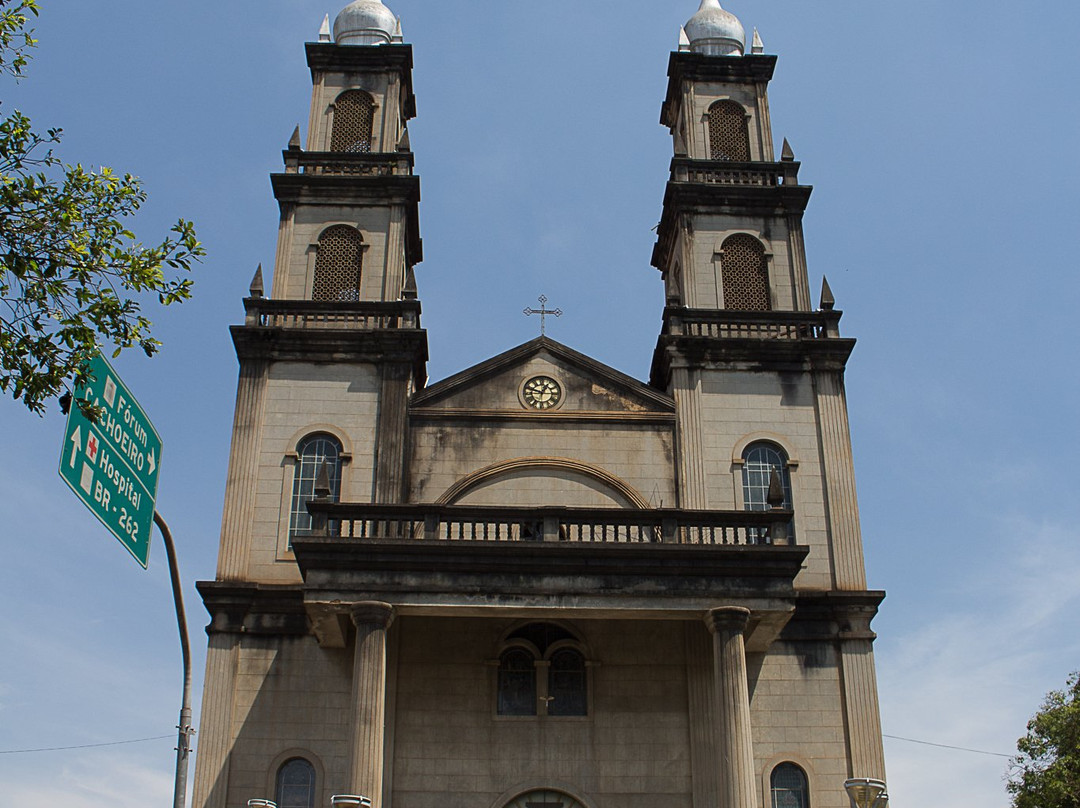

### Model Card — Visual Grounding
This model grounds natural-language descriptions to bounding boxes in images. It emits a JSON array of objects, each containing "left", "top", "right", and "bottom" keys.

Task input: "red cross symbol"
[{"left": 87, "top": 433, "right": 98, "bottom": 462}]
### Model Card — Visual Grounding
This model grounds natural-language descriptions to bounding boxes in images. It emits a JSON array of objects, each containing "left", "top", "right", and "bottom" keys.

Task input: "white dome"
[
  {"left": 684, "top": 0, "right": 745, "bottom": 57},
  {"left": 333, "top": 0, "right": 398, "bottom": 46}
]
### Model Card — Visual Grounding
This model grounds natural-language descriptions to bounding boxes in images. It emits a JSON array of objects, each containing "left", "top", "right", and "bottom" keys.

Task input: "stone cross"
[{"left": 523, "top": 295, "right": 562, "bottom": 336}]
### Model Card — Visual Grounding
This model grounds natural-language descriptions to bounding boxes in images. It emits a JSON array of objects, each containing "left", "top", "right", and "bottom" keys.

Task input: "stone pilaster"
[
  {"left": 191, "top": 633, "right": 239, "bottom": 808},
  {"left": 374, "top": 365, "right": 411, "bottom": 504},
  {"left": 840, "top": 639, "right": 887, "bottom": 780},
  {"left": 786, "top": 213, "right": 812, "bottom": 311},
  {"left": 812, "top": 371, "right": 867, "bottom": 589},
  {"left": 673, "top": 365, "right": 708, "bottom": 509},
  {"left": 706, "top": 607, "right": 756, "bottom": 808},
  {"left": 349, "top": 602, "right": 396, "bottom": 805},
  {"left": 217, "top": 360, "right": 269, "bottom": 580}
]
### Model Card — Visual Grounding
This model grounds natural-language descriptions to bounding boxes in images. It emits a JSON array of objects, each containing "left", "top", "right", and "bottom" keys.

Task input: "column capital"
[
  {"left": 705, "top": 606, "right": 751, "bottom": 636},
  {"left": 350, "top": 601, "right": 395, "bottom": 630}
]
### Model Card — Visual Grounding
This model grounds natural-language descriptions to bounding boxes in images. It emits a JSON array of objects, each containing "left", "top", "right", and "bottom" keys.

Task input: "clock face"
[{"left": 522, "top": 376, "right": 562, "bottom": 410}]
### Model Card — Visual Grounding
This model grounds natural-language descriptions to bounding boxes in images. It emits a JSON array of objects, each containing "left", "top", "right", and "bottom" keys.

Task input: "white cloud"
[
  {"left": 0, "top": 753, "right": 174, "bottom": 808},
  {"left": 878, "top": 518, "right": 1080, "bottom": 808}
]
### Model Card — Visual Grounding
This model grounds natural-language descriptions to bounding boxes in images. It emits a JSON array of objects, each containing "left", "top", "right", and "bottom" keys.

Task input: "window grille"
[
  {"left": 721, "top": 234, "right": 770, "bottom": 310},
  {"left": 708, "top": 100, "right": 750, "bottom": 161},
  {"left": 771, "top": 762, "right": 809, "bottom": 808},
  {"left": 742, "top": 442, "right": 794, "bottom": 541},
  {"left": 289, "top": 434, "right": 343, "bottom": 541},
  {"left": 330, "top": 90, "right": 375, "bottom": 153},
  {"left": 276, "top": 758, "right": 316, "bottom": 808},
  {"left": 312, "top": 226, "right": 364, "bottom": 302}
]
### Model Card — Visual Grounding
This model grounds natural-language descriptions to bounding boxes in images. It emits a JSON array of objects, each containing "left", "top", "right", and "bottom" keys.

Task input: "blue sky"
[{"left": 1, "top": 1, "right": 1079, "bottom": 806}]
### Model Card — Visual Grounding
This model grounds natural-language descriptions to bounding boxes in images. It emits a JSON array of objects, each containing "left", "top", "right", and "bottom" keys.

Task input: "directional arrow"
[
  {"left": 68, "top": 426, "right": 82, "bottom": 469},
  {"left": 148, "top": 447, "right": 156, "bottom": 475}
]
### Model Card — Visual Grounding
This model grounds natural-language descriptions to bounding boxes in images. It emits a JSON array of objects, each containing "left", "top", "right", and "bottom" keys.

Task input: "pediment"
[{"left": 411, "top": 337, "right": 673, "bottom": 416}]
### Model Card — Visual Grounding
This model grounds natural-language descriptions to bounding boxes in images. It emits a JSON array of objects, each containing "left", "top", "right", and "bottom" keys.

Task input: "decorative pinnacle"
[
  {"left": 318, "top": 13, "right": 332, "bottom": 43},
  {"left": 752, "top": 28, "right": 764, "bottom": 54},
  {"left": 678, "top": 26, "right": 691, "bottom": 51},
  {"left": 249, "top": 264, "right": 264, "bottom": 299},
  {"left": 781, "top": 138, "right": 795, "bottom": 162},
  {"left": 288, "top": 125, "right": 302, "bottom": 150},
  {"left": 820, "top": 276, "right": 835, "bottom": 311}
]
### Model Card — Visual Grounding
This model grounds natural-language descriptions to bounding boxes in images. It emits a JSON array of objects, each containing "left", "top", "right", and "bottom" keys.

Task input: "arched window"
[
  {"left": 708, "top": 100, "right": 750, "bottom": 161},
  {"left": 497, "top": 623, "right": 588, "bottom": 717},
  {"left": 547, "top": 648, "right": 587, "bottom": 716},
  {"left": 721, "top": 233, "right": 770, "bottom": 310},
  {"left": 330, "top": 90, "right": 375, "bottom": 153},
  {"left": 497, "top": 648, "right": 537, "bottom": 716},
  {"left": 312, "top": 225, "right": 364, "bottom": 302},
  {"left": 276, "top": 758, "right": 317, "bottom": 808},
  {"left": 771, "top": 762, "right": 809, "bottom": 808},
  {"left": 742, "top": 441, "right": 794, "bottom": 541},
  {"left": 289, "top": 434, "right": 343, "bottom": 540}
]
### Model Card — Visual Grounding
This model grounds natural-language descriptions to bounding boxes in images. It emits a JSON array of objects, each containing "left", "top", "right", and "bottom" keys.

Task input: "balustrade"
[{"left": 304, "top": 503, "right": 793, "bottom": 547}]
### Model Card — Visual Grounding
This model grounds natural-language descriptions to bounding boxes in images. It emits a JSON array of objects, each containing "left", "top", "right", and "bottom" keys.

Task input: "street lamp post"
[{"left": 844, "top": 778, "right": 889, "bottom": 808}]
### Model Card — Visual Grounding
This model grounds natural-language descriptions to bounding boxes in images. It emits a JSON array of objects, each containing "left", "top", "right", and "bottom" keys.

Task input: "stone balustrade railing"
[
  {"left": 663, "top": 307, "right": 841, "bottom": 340},
  {"left": 304, "top": 502, "right": 794, "bottom": 547},
  {"left": 669, "top": 157, "right": 799, "bottom": 187},
  {"left": 283, "top": 150, "right": 414, "bottom": 177},
  {"left": 243, "top": 299, "right": 421, "bottom": 331}
]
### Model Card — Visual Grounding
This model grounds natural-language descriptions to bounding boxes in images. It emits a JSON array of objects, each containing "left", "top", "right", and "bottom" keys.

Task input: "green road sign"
[{"left": 58, "top": 354, "right": 163, "bottom": 568}]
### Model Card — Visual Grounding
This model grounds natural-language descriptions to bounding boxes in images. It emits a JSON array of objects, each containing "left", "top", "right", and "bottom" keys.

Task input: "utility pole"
[{"left": 155, "top": 512, "right": 194, "bottom": 808}]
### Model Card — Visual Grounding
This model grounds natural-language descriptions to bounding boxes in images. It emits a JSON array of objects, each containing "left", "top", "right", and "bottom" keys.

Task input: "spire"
[
  {"left": 397, "top": 127, "right": 411, "bottom": 152},
  {"left": 314, "top": 462, "right": 332, "bottom": 499},
  {"left": 752, "top": 28, "right": 764, "bottom": 54},
  {"left": 678, "top": 26, "right": 691, "bottom": 52},
  {"left": 781, "top": 138, "right": 795, "bottom": 162},
  {"left": 318, "top": 14, "right": 332, "bottom": 42},
  {"left": 391, "top": 17, "right": 403, "bottom": 44},
  {"left": 288, "top": 125, "right": 302, "bottom": 151},
  {"left": 402, "top": 266, "right": 418, "bottom": 300},
  {"left": 249, "top": 264, "right": 264, "bottom": 299},
  {"left": 819, "top": 276, "right": 835, "bottom": 311}
]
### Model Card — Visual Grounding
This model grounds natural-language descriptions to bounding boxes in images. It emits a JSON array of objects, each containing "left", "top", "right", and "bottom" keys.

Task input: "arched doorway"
[{"left": 502, "top": 791, "right": 587, "bottom": 808}]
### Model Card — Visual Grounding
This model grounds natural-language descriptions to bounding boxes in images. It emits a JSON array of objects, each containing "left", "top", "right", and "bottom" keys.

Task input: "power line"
[
  {"left": 884, "top": 733, "right": 1012, "bottom": 758},
  {"left": 0, "top": 735, "right": 173, "bottom": 755}
]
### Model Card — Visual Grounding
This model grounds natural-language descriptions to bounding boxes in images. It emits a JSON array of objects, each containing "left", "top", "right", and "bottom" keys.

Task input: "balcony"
[
  {"left": 282, "top": 149, "right": 414, "bottom": 177},
  {"left": 232, "top": 298, "right": 427, "bottom": 369},
  {"left": 242, "top": 298, "right": 421, "bottom": 331},
  {"left": 290, "top": 502, "right": 808, "bottom": 645},
  {"left": 669, "top": 157, "right": 799, "bottom": 188},
  {"left": 303, "top": 502, "right": 793, "bottom": 546},
  {"left": 663, "top": 307, "right": 841, "bottom": 341}
]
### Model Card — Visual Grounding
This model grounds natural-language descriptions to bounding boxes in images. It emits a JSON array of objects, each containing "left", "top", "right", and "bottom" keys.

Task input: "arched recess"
[
  {"left": 330, "top": 89, "right": 376, "bottom": 152},
  {"left": 489, "top": 784, "right": 597, "bottom": 808},
  {"left": 707, "top": 99, "right": 751, "bottom": 161},
  {"left": 265, "top": 749, "right": 326, "bottom": 808},
  {"left": 437, "top": 457, "right": 650, "bottom": 509}
]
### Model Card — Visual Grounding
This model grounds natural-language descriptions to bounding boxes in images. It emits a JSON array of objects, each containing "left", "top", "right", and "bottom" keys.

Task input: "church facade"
[{"left": 191, "top": 2, "right": 887, "bottom": 808}]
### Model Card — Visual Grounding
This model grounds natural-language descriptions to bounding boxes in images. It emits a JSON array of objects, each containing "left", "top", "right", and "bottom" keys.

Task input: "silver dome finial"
[
  {"left": 684, "top": 0, "right": 745, "bottom": 57},
  {"left": 333, "top": 0, "right": 399, "bottom": 46}
]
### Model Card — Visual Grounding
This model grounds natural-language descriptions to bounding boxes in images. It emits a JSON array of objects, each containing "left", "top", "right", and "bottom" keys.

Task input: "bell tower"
[{"left": 651, "top": 0, "right": 888, "bottom": 789}]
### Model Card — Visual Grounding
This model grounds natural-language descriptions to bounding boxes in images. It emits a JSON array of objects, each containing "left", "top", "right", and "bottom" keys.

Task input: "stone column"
[
  {"left": 705, "top": 607, "right": 757, "bottom": 808},
  {"left": 348, "top": 602, "right": 396, "bottom": 805}
]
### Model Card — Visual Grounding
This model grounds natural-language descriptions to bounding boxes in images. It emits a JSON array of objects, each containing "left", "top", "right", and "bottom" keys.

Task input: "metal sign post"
[{"left": 56, "top": 355, "right": 192, "bottom": 807}]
